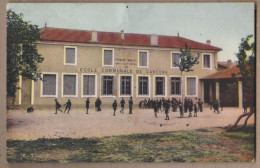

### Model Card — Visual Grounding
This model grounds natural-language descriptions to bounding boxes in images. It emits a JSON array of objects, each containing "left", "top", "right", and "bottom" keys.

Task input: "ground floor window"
[
  {"left": 138, "top": 76, "right": 149, "bottom": 95},
  {"left": 63, "top": 74, "right": 77, "bottom": 96},
  {"left": 186, "top": 77, "right": 196, "bottom": 96},
  {"left": 171, "top": 77, "right": 181, "bottom": 95},
  {"left": 42, "top": 74, "right": 57, "bottom": 96},
  {"left": 155, "top": 77, "right": 165, "bottom": 95},
  {"left": 83, "top": 75, "right": 95, "bottom": 96},
  {"left": 102, "top": 76, "right": 113, "bottom": 95},
  {"left": 120, "top": 76, "right": 131, "bottom": 95}
]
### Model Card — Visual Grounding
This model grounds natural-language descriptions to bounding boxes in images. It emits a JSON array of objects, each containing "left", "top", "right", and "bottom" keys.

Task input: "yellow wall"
[{"left": 33, "top": 42, "right": 219, "bottom": 107}]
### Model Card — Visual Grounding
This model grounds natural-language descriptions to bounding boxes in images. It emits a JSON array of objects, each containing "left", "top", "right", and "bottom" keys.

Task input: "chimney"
[
  {"left": 206, "top": 40, "right": 211, "bottom": 45},
  {"left": 91, "top": 31, "right": 97, "bottom": 42},
  {"left": 120, "top": 30, "right": 125, "bottom": 40},
  {"left": 227, "top": 59, "right": 232, "bottom": 67},
  {"left": 151, "top": 35, "right": 158, "bottom": 46}
]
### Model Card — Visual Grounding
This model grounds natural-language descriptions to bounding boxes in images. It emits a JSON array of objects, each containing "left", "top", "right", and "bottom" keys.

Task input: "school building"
[{"left": 14, "top": 27, "right": 243, "bottom": 108}]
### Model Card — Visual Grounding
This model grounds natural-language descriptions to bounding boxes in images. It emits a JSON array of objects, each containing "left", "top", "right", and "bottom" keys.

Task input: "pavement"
[{"left": 7, "top": 107, "right": 255, "bottom": 140}]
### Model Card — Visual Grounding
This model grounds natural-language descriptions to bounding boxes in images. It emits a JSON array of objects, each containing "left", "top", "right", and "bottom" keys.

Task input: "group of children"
[
  {"left": 54, "top": 99, "right": 72, "bottom": 114},
  {"left": 54, "top": 97, "right": 210, "bottom": 121},
  {"left": 54, "top": 97, "right": 134, "bottom": 115},
  {"left": 146, "top": 97, "right": 204, "bottom": 120},
  {"left": 112, "top": 97, "right": 133, "bottom": 115}
]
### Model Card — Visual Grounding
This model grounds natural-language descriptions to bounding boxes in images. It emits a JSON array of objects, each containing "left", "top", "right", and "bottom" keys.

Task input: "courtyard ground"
[
  {"left": 7, "top": 107, "right": 255, "bottom": 162},
  {"left": 7, "top": 107, "right": 254, "bottom": 140}
]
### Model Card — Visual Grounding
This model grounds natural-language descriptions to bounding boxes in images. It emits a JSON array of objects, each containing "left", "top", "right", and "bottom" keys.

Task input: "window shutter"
[
  {"left": 83, "top": 75, "right": 95, "bottom": 95},
  {"left": 139, "top": 52, "right": 147, "bottom": 66},
  {"left": 66, "top": 48, "right": 75, "bottom": 64},
  {"left": 104, "top": 50, "right": 113, "bottom": 66},
  {"left": 63, "top": 75, "right": 76, "bottom": 95},
  {"left": 43, "top": 74, "right": 56, "bottom": 95},
  {"left": 187, "top": 77, "right": 196, "bottom": 95},
  {"left": 204, "top": 55, "right": 210, "bottom": 68},
  {"left": 172, "top": 53, "right": 180, "bottom": 67}
]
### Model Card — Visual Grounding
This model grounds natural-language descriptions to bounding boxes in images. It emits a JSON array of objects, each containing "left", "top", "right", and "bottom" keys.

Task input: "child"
[
  {"left": 165, "top": 102, "right": 170, "bottom": 120},
  {"left": 193, "top": 104, "right": 198, "bottom": 117},
  {"left": 112, "top": 100, "right": 117, "bottom": 116},
  {"left": 179, "top": 101, "right": 183, "bottom": 118},
  {"left": 55, "top": 99, "right": 62, "bottom": 114},
  {"left": 64, "top": 99, "right": 72, "bottom": 113},
  {"left": 86, "top": 98, "right": 90, "bottom": 114}
]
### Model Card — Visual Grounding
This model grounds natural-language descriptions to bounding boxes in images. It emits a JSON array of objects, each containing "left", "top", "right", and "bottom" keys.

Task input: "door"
[
  {"left": 204, "top": 81, "right": 210, "bottom": 103},
  {"left": 22, "top": 78, "right": 32, "bottom": 107}
]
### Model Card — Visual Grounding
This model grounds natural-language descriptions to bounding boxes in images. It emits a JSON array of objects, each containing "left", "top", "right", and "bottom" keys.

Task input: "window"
[
  {"left": 138, "top": 51, "right": 148, "bottom": 67},
  {"left": 186, "top": 77, "right": 196, "bottom": 96},
  {"left": 103, "top": 49, "right": 114, "bottom": 66},
  {"left": 63, "top": 74, "right": 77, "bottom": 96},
  {"left": 83, "top": 75, "right": 96, "bottom": 96},
  {"left": 138, "top": 76, "right": 149, "bottom": 95},
  {"left": 121, "top": 76, "right": 131, "bottom": 95},
  {"left": 172, "top": 52, "right": 180, "bottom": 67},
  {"left": 42, "top": 74, "right": 57, "bottom": 96},
  {"left": 203, "top": 54, "right": 211, "bottom": 68},
  {"left": 171, "top": 77, "right": 181, "bottom": 95},
  {"left": 102, "top": 76, "right": 113, "bottom": 95},
  {"left": 65, "top": 47, "right": 76, "bottom": 65},
  {"left": 155, "top": 77, "right": 165, "bottom": 95}
]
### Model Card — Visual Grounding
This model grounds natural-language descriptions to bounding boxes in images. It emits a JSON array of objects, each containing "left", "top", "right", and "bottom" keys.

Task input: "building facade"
[{"left": 15, "top": 27, "right": 222, "bottom": 107}]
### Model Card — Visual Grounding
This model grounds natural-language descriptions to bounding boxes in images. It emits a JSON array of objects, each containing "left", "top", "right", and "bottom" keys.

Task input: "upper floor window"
[
  {"left": 138, "top": 50, "right": 149, "bottom": 68},
  {"left": 103, "top": 48, "right": 114, "bottom": 67},
  {"left": 203, "top": 54, "right": 211, "bottom": 69},
  {"left": 65, "top": 46, "right": 77, "bottom": 65},
  {"left": 171, "top": 52, "right": 180, "bottom": 68}
]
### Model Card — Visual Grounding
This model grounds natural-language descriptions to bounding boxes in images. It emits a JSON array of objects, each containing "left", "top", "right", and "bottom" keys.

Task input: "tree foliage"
[
  {"left": 176, "top": 44, "right": 200, "bottom": 72},
  {"left": 176, "top": 44, "right": 200, "bottom": 103},
  {"left": 236, "top": 34, "right": 255, "bottom": 106},
  {"left": 7, "top": 9, "right": 44, "bottom": 98},
  {"left": 226, "top": 34, "right": 255, "bottom": 130}
]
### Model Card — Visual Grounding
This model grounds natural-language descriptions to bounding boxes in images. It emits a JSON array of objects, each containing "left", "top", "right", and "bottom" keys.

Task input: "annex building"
[{"left": 15, "top": 27, "right": 227, "bottom": 108}]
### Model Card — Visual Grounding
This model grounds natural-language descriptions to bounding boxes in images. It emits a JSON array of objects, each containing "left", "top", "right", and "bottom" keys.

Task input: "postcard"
[{"left": 6, "top": 3, "right": 255, "bottom": 163}]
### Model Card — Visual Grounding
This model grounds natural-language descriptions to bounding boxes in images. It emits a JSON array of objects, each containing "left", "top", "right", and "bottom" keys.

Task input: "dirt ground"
[{"left": 7, "top": 107, "right": 255, "bottom": 140}]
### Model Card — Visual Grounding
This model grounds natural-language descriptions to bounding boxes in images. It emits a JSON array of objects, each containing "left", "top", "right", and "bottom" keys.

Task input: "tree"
[
  {"left": 175, "top": 44, "right": 200, "bottom": 104},
  {"left": 226, "top": 34, "right": 255, "bottom": 130},
  {"left": 7, "top": 10, "right": 44, "bottom": 102}
]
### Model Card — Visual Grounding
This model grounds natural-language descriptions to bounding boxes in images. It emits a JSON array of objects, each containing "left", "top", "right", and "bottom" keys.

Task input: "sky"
[{"left": 7, "top": 3, "right": 255, "bottom": 61}]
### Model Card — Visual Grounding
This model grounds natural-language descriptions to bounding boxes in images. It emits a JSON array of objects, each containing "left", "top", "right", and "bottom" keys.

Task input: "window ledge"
[
  {"left": 65, "top": 63, "right": 77, "bottom": 66},
  {"left": 41, "top": 95, "right": 58, "bottom": 98},
  {"left": 203, "top": 67, "right": 212, "bottom": 70},
  {"left": 82, "top": 95, "right": 97, "bottom": 98},
  {"left": 137, "top": 95, "right": 150, "bottom": 98},
  {"left": 103, "top": 65, "right": 114, "bottom": 68},
  {"left": 154, "top": 95, "right": 166, "bottom": 97},
  {"left": 138, "top": 66, "right": 149, "bottom": 68},
  {"left": 101, "top": 95, "right": 116, "bottom": 98},
  {"left": 63, "top": 95, "right": 78, "bottom": 98},
  {"left": 169, "top": 95, "right": 182, "bottom": 97}
]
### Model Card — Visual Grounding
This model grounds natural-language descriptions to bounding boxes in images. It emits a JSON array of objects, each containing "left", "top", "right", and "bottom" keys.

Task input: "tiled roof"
[
  {"left": 202, "top": 65, "right": 241, "bottom": 80},
  {"left": 40, "top": 27, "right": 222, "bottom": 51},
  {"left": 218, "top": 62, "right": 229, "bottom": 68}
]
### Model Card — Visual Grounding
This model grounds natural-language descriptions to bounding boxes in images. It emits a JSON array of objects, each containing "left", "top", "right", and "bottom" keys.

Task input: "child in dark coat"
[{"left": 112, "top": 100, "right": 117, "bottom": 116}]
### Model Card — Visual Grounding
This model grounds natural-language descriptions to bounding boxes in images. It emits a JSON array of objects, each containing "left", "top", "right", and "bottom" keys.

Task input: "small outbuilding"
[{"left": 201, "top": 65, "right": 243, "bottom": 107}]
